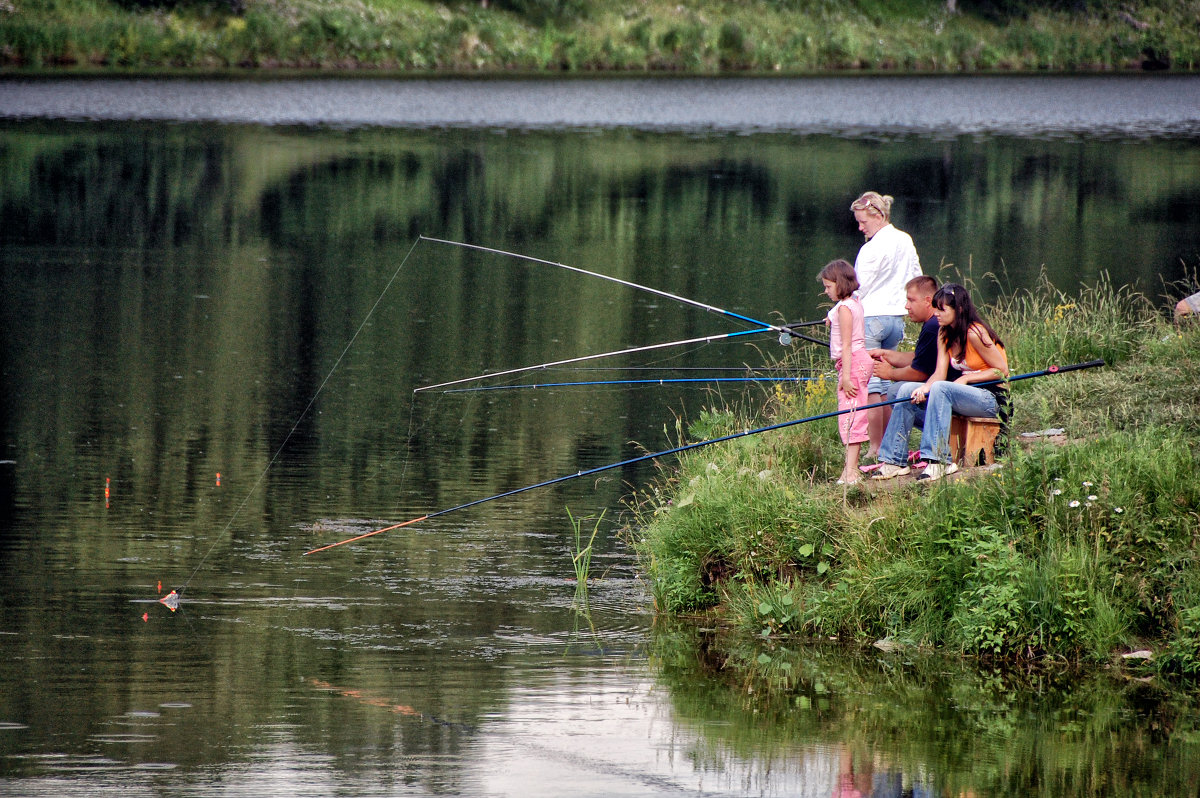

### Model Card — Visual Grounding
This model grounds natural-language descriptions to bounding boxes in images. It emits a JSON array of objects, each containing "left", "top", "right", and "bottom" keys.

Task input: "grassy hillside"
[
  {"left": 628, "top": 277, "right": 1200, "bottom": 673},
  {"left": 1, "top": 0, "right": 1197, "bottom": 72}
]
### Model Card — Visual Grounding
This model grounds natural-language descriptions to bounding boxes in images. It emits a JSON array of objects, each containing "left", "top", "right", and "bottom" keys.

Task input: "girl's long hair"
[{"left": 932, "top": 283, "right": 1004, "bottom": 354}]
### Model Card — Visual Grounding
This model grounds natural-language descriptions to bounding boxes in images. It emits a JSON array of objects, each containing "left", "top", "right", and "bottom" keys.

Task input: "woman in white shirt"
[{"left": 850, "top": 191, "right": 922, "bottom": 459}]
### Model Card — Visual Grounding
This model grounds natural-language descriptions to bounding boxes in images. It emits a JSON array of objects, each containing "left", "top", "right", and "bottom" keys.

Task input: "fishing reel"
[{"left": 778, "top": 320, "right": 825, "bottom": 347}]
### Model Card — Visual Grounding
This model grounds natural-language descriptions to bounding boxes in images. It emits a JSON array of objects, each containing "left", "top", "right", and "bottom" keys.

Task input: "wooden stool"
[{"left": 949, "top": 415, "right": 1003, "bottom": 467}]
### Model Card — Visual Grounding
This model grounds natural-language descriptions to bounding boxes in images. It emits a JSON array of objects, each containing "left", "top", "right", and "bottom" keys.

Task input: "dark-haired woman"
[{"left": 874, "top": 283, "right": 1009, "bottom": 482}]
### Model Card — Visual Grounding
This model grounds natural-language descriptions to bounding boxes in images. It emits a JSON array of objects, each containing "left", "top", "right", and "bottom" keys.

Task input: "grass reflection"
[{"left": 650, "top": 621, "right": 1200, "bottom": 797}]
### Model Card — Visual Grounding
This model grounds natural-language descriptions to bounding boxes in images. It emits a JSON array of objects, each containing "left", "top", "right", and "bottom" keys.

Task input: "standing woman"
[
  {"left": 905, "top": 283, "right": 1009, "bottom": 481},
  {"left": 850, "top": 191, "right": 922, "bottom": 459}
]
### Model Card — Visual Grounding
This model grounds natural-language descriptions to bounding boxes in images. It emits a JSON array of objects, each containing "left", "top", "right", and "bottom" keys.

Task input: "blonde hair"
[{"left": 850, "top": 191, "right": 894, "bottom": 221}]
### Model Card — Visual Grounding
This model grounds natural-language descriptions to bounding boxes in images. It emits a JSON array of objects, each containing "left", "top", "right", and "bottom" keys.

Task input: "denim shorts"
[{"left": 865, "top": 314, "right": 906, "bottom": 396}]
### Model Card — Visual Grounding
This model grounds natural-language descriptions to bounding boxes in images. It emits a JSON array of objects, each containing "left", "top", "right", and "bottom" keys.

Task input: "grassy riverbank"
[
  {"left": 2, "top": 0, "right": 1197, "bottom": 72},
  {"left": 628, "top": 276, "right": 1200, "bottom": 674}
]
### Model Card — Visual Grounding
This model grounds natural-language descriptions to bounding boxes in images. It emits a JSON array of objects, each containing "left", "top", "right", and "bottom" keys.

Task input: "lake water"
[{"left": 1, "top": 75, "right": 1199, "bottom": 797}]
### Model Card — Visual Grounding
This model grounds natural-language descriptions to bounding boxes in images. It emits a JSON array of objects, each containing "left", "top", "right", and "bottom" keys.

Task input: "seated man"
[{"left": 868, "top": 275, "right": 960, "bottom": 478}]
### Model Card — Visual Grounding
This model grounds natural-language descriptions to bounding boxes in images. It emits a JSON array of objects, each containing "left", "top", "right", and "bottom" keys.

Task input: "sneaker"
[
  {"left": 916, "top": 462, "right": 959, "bottom": 481},
  {"left": 871, "top": 462, "right": 911, "bottom": 480}
]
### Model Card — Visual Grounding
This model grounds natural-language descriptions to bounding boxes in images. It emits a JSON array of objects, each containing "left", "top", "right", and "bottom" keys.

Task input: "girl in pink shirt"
[{"left": 820, "top": 259, "right": 872, "bottom": 485}]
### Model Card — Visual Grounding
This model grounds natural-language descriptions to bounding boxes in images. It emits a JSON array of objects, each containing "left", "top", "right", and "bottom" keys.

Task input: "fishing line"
[
  {"left": 172, "top": 236, "right": 425, "bottom": 597},
  {"left": 305, "top": 359, "right": 1105, "bottom": 555}
]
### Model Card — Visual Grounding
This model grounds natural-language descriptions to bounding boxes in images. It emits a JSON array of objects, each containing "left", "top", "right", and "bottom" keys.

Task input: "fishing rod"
[
  {"left": 415, "top": 327, "right": 774, "bottom": 393},
  {"left": 305, "top": 359, "right": 1104, "bottom": 556},
  {"left": 440, "top": 375, "right": 822, "bottom": 393},
  {"left": 414, "top": 321, "right": 830, "bottom": 394},
  {"left": 422, "top": 235, "right": 803, "bottom": 336},
  {"left": 777, "top": 316, "right": 825, "bottom": 345},
  {"left": 414, "top": 237, "right": 828, "bottom": 393}
]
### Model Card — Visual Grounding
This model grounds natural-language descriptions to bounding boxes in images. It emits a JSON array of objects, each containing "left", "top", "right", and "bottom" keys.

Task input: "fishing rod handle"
[{"left": 1047, "top": 358, "right": 1106, "bottom": 374}]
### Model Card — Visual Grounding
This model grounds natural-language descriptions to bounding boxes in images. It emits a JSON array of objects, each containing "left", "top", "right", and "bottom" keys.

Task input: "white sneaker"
[
  {"left": 871, "top": 462, "right": 911, "bottom": 480},
  {"left": 917, "top": 462, "right": 959, "bottom": 481}
]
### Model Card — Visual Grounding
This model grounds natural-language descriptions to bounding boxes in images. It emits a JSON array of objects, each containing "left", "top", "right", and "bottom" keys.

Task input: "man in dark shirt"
[{"left": 869, "top": 274, "right": 959, "bottom": 390}]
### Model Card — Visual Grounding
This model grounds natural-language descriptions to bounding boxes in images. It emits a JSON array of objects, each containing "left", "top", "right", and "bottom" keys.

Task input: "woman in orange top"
[{"left": 876, "top": 283, "right": 1009, "bottom": 481}]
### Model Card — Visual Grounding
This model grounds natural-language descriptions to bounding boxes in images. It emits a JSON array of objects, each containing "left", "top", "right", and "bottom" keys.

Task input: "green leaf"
[
  {"left": 675, "top": 493, "right": 694, "bottom": 509},
  {"left": 757, "top": 653, "right": 772, "bottom": 665},
  {"left": 758, "top": 601, "right": 772, "bottom": 615},
  {"left": 781, "top": 594, "right": 794, "bottom": 607},
  {"left": 799, "top": 543, "right": 815, "bottom": 558},
  {"left": 817, "top": 561, "right": 830, "bottom": 574}
]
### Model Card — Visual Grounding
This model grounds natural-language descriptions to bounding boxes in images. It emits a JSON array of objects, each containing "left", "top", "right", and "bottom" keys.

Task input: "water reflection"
[
  {"left": 2, "top": 93, "right": 1199, "bottom": 796},
  {"left": 652, "top": 623, "right": 1200, "bottom": 797}
]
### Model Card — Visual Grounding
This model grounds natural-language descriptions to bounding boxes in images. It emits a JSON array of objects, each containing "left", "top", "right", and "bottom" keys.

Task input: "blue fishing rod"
[
  {"left": 305, "top": 359, "right": 1105, "bottom": 555},
  {"left": 440, "top": 375, "right": 822, "bottom": 393},
  {"left": 414, "top": 237, "right": 828, "bottom": 393}
]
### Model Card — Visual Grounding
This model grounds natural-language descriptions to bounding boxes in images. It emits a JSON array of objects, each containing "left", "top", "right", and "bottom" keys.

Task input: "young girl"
[{"left": 820, "top": 259, "right": 873, "bottom": 485}]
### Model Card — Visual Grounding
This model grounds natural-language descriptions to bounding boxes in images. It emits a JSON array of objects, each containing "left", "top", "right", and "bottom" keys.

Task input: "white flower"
[
  {"left": 1052, "top": 488, "right": 1063, "bottom": 496},
  {"left": 1115, "top": 507, "right": 1124, "bottom": 514},
  {"left": 1069, "top": 500, "right": 1081, "bottom": 508},
  {"left": 1083, "top": 481, "right": 1094, "bottom": 487}
]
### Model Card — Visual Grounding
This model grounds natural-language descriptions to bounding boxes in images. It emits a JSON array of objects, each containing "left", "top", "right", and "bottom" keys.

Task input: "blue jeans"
[
  {"left": 879, "top": 381, "right": 999, "bottom": 466},
  {"left": 865, "top": 315, "right": 905, "bottom": 396}
]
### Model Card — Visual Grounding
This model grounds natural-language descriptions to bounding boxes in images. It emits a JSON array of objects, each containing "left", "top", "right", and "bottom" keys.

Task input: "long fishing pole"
[
  {"left": 414, "top": 327, "right": 775, "bottom": 393},
  {"left": 305, "top": 359, "right": 1104, "bottom": 556},
  {"left": 413, "top": 321, "right": 829, "bottom": 393},
  {"left": 422, "top": 235, "right": 796, "bottom": 334},
  {"left": 440, "top": 375, "right": 822, "bottom": 393},
  {"left": 414, "top": 237, "right": 828, "bottom": 393}
]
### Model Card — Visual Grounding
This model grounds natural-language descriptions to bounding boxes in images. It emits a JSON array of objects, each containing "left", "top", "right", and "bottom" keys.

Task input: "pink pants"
[{"left": 835, "top": 350, "right": 873, "bottom": 445}]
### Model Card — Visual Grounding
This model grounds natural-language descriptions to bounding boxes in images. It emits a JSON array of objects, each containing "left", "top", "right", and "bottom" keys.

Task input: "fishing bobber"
[{"left": 949, "top": 415, "right": 1004, "bottom": 467}]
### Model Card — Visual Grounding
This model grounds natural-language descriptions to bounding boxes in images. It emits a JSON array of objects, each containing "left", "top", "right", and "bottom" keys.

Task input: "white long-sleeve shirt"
[{"left": 854, "top": 223, "right": 921, "bottom": 316}]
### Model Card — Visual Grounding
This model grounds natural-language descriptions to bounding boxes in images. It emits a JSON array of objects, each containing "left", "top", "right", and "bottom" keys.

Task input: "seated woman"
[{"left": 873, "top": 283, "right": 1009, "bottom": 482}]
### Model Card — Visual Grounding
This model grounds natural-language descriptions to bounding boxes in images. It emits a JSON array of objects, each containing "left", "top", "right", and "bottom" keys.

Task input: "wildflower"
[
  {"left": 1115, "top": 507, "right": 1124, "bottom": 514},
  {"left": 1083, "top": 481, "right": 1094, "bottom": 487},
  {"left": 1087, "top": 494, "right": 1098, "bottom": 502},
  {"left": 1052, "top": 488, "right": 1063, "bottom": 496},
  {"left": 1069, "top": 500, "right": 1081, "bottom": 508}
]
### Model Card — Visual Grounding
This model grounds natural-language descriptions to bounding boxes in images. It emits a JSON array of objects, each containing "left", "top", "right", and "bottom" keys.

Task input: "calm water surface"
[{"left": 2, "top": 76, "right": 1199, "bottom": 797}]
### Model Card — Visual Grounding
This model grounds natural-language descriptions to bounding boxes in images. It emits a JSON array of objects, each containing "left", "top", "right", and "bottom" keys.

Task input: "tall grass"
[
  {"left": 2, "top": 0, "right": 1197, "bottom": 71},
  {"left": 629, "top": 278, "right": 1200, "bottom": 671}
]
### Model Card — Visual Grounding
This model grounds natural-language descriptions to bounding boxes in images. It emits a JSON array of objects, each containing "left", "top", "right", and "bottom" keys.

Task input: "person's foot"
[
  {"left": 916, "top": 462, "right": 959, "bottom": 481},
  {"left": 871, "top": 462, "right": 911, "bottom": 480}
]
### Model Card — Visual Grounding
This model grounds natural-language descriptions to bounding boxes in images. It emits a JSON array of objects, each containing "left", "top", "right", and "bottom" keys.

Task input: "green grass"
[
  {"left": 628, "top": 278, "right": 1200, "bottom": 673},
  {"left": 2, "top": 0, "right": 1198, "bottom": 72}
]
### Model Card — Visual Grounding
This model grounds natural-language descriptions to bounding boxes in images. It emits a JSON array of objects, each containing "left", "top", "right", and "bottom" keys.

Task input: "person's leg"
[
  {"left": 919, "top": 383, "right": 999, "bottom": 465},
  {"left": 878, "top": 382, "right": 922, "bottom": 467},
  {"left": 864, "top": 316, "right": 905, "bottom": 458},
  {"left": 841, "top": 442, "right": 862, "bottom": 484}
]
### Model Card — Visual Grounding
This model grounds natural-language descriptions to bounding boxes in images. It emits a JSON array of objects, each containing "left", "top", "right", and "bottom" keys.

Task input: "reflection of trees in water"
[
  {"left": 651, "top": 622, "right": 1200, "bottom": 797},
  {"left": 3, "top": 122, "right": 1198, "bottom": 566}
]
